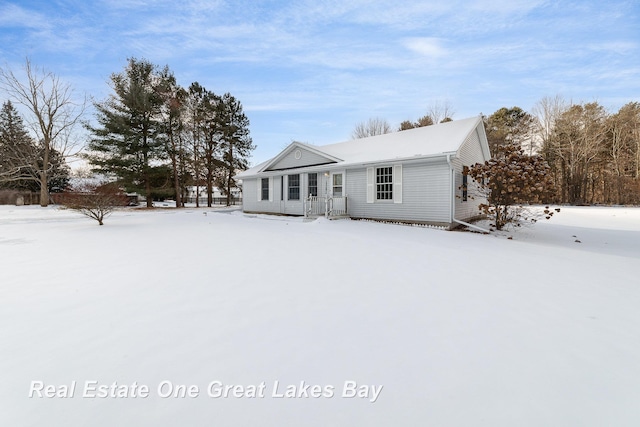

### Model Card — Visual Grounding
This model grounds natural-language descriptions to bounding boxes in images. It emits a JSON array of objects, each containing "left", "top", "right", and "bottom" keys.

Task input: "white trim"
[
  {"left": 268, "top": 177, "right": 273, "bottom": 202},
  {"left": 330, "top": 170, "right": 345, "bottom": 198},
  {"left": 257, "top": 178, "right": 261, "bottom": 201},
  {"left": 366, "top": 167, "right": 374, "bottom": 203},
  {"left": 393, "top": 164, "right": 402, "bottom": 204},
  {"left": 259, "top": 141, "right": 343, "bottom": 173}
]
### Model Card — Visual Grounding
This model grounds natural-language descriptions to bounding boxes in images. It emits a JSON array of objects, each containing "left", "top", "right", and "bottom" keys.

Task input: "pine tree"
[
  {"left": 217, "top": 93, "right": 254, "bottom": 206},
  {"left": 0, "top": 100, "right": 35, "bottom": 185},
  {"left": 86, "top": 58, "right": 167, "bottom": 207},
  {"left": 485, "top": 107, "right": 536, "bottom": 155},
  {"left": 156, "top": 67, "right": 187, "bottom": 208},
  {"left": 185, "top": 82, "right": 208, "bottom": 207},
  {"left": 201, "top": 89, "right": 223, "bottom": 207}
]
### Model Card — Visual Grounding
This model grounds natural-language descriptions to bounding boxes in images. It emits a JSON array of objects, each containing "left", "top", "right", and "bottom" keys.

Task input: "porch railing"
[{"left": 304, "top": 195, "right": 348, "bottom": 218}]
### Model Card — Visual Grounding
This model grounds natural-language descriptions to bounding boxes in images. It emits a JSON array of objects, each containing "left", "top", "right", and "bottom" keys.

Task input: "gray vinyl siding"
[
  {"left": 267, "top": 147, "right": 334, "bottom": 171},
  {"left": 242, "top": 174, "right": 314, "bottom": 215},
  {"left": 453, "top": 124, "right": 488, "bottom": 221},
  {"left": 242, "top": 178, "right": 260, "bottom": 212},
  {"left": 243, "top": 178, "right": 279, "bottom": 214},
  {"left": 346, "top": 161, "right": 450, "bottom": 223}
]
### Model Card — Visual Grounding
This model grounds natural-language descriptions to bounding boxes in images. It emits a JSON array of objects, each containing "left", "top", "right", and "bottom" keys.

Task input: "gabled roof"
[
  {"left": 260, "top": 141, "right": 342, "bottom": 172},
  {"left": 237, "top": 116, "right": 485, "bottom": 178}
]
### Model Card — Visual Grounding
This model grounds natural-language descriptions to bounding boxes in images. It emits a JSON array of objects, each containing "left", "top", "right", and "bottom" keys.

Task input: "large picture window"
[
  {"left": 376, "top": 167, "right": 393, "bottom": 200},
  {"left": 288, "top": 174, "right": 300, "bottom": 200},
  {"left": 308, "top": 173, "right": 318, "bottom": 197},
  {"left": 261, "top": 178, "right": 269, "bottom": 201}
]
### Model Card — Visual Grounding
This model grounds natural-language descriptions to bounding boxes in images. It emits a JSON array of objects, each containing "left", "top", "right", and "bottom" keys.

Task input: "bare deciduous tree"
[
  {"left": 351, "top": 117, "right": 391, "bottom": 139},
  {"left": 0, "top": 58, "right": 85, "bottom": 206},
  {"left": 426, "top": 100, "right": 455, "bottom": 124}
]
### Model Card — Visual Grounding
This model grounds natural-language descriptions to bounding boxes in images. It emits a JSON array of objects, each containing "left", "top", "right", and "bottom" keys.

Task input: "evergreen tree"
[
  {"left": 398, "top": 115, "right": 434, "bottom": 131},
  {"left": 216, "top": 93, "right": 254, "bottom": 206},
  {"left": 86, "top": 58, "right": 168, "bottom": 207},
  {"left": 0, "top": 100, "right": 36, "bottom": 185},
  {"left": 185, "top": 82, "right": 208, "bottom": 207},
  {"left": 201, "top": 90, "right": 223, "bottom": 207},
  {"left": 485, "top": 107, "right": 536, "bottom": 155},
  {"left": 156, "top": 67, "right": 187, "bottom": 207}
]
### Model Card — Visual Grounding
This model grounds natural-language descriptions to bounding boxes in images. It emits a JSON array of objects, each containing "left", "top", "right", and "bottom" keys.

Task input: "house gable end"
[
  {"left": 263, "top": 143, "right": 340, "bottom": 172},
  {"left": 455, "top": 119, "right": 492, "bottom": 165}
]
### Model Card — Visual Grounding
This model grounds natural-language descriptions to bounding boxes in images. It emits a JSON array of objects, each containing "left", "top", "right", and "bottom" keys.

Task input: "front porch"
[{"left": 304, "top": 196, "right": 349, "bottom": 219}]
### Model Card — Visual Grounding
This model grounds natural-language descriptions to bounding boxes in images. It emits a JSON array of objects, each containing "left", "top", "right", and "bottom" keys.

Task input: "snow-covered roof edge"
[{"left": 236, "top": 116, "right": 485, "bottom": 179}]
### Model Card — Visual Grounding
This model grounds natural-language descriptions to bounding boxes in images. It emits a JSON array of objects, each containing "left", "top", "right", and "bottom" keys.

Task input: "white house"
[{"left": 236, "top": 116, "right": 491, "bottom": 229}]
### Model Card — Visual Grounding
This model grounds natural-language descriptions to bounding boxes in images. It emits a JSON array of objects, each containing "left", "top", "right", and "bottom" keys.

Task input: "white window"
[
  {"left": 332, "top": 173, "right": 343, "bottom": 197},
  {"left": 258, "top": 177, "right": 272, "bottom": 201},
  {"left": 367, "top": 165, "right": 402, "bottom": 204},
  {"left": 376, "top": 167, "right": 393, "bottom": 200},
  {"left": 288, "top": 174, "right": 300, "bottom": 200},
  {"left": 261, "top": 178, "right": 269, "bottom": 201}
]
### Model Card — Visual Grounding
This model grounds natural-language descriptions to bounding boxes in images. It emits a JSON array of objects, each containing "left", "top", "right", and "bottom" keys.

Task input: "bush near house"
[{"left": 468, "top": 142, "right": 557, "bottom": 230}]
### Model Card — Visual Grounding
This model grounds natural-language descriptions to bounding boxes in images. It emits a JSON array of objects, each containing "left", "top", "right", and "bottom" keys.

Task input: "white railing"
[{"left": 304, "top": 195, "right": 348, "bottom": 218}]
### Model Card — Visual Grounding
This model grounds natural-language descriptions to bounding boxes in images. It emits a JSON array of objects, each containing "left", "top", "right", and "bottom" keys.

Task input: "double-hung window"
[
  {"left": 376, "top": 167, "right": 393, "bottom": 200},
  {"left": 367, "top": 165, "right": 401, "bottom": 204},
  {"left": 332, "top": 174, "right": 343, "bottom": 197},
  {"left": 288, "top": 174, "right": 300, "bottom": 200},
  {"left": 261, "top": 178, "right": 269, "bottom": 201}
]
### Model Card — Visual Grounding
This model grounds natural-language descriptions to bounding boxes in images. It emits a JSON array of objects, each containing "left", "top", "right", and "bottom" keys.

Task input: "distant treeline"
[{"left": 483, "top": 97, "right": 640, "bottom": 205}]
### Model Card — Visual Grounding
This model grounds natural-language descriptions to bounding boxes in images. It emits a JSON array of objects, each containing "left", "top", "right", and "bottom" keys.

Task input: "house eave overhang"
[
  {"left": 258, "top": 141, "right": 343, "bottom": 173},
  {"left": 237, "top": 151, "right": 455, "bottom": 178}
]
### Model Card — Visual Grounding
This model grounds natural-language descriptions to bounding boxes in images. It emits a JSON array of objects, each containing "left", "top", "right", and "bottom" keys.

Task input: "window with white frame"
[
  {"left": 288, "top": 174, "right": 300, "bottom": 200},
  {"left": 308, "top": 173, "right": 318, "bottom": 197},
  {"left": 332, "top": 173, "right": 343, "bottom": 197},
  {"left": 261, "top": 178, "right": 269, "bottom": 201},
  {"left": 376, "top": 167, "right": 393, "bottom": 200}
]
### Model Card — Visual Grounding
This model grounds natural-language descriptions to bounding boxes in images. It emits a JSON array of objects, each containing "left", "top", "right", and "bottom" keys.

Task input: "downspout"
[
  {"left": 446, "top": 153, "right": 491, "bottom": 233},
  {"left": 446, "top": 154, "right": 454, "bottom": 226}
]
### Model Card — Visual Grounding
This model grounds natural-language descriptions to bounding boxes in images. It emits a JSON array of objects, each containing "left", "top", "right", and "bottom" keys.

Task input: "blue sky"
[{"left": 1, "top": 0, "right": 639, "bottom": 164}]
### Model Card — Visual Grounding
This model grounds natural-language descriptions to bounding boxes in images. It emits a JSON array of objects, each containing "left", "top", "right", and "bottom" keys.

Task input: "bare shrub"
[{"left": 58, "top": 182, "right": 128, "bottom": 225}]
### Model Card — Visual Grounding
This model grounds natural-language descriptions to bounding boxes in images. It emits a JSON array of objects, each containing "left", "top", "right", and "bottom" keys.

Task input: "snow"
[
  {"left": 237, "top": 116, "right": 482, "bottom": 178},
  {"left": 1, "top": 205, "right": 639, "bottom": 426}
]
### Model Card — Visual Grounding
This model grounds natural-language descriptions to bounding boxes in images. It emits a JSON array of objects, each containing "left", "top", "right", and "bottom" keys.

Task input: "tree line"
[
  {"left": 87, "top": 58, "right": 254, "bottom": 208},
  {"left": 485, "top": 98, "right": 640, "bottom": 205},
  {"left": 0, "top": 58, "right": 254, "bottom": 207},
  {"left": 3, "top": 58, "right": 639, "bottom": 209},
  {"left": 354, "top": 97, "right": 640, "bottom": 205}
]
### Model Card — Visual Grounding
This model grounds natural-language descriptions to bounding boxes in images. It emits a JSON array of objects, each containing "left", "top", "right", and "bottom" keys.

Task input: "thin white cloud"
[
  {"left": 0, "top": 3, "right": 51, "bottom": 29},
  {"left": 403, "top": 37, "right": 447, "bottom": 58}
]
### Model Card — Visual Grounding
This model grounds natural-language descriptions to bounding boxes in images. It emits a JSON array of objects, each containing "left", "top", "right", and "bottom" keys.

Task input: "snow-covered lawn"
[{"left": 1, "top": 205, "right": 639, "bottom": 426}]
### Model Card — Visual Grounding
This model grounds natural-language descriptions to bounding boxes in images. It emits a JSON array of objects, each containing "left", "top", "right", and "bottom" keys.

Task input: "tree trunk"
[
  {"left": 39, "top": 171, "right": 48, "bottom": 207},
  {"left": 40, "top": 144, "right": 50, "bottom": 207},
  {"left": 207, "top": 170, "right": 213, "bottom": 207}
]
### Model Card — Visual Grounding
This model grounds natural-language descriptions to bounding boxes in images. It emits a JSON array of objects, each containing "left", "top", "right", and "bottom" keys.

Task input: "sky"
[{"left": 0, "top": 0, "right": 639, "bottom": 165}]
